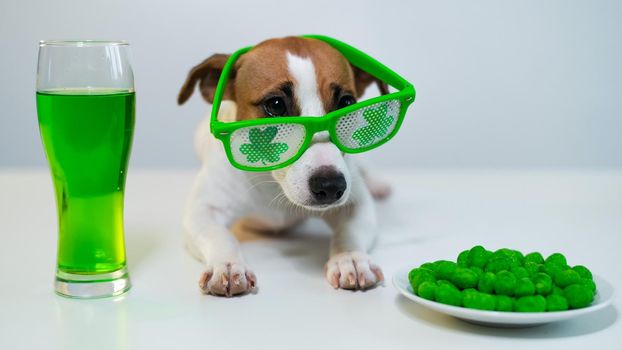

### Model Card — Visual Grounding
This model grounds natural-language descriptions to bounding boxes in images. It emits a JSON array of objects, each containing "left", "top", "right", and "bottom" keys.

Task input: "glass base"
[{"left": 55, "top": 267, "right": 131, "bottom": 299}]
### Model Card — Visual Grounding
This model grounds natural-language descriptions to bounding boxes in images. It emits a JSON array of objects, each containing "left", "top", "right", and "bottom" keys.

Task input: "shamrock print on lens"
[
  {"left": 352, "top": 103, "right": 395, "bottom": 147},
  {"left": 239, "top": 126, "right": 289, "bottom": 165}
]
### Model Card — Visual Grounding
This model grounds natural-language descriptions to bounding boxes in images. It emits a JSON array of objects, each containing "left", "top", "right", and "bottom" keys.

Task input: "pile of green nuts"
[{"left": 408, "top": 246, "right": 596, "bottom": 312}]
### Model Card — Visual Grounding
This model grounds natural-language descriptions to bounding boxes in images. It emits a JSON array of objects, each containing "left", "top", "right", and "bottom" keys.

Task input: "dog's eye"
[
  {"left": 263, "top": 97, "right": 287, "bottom": 117},
  {"left": 337, "top": 95, "right": 356, "bottom": 109}
]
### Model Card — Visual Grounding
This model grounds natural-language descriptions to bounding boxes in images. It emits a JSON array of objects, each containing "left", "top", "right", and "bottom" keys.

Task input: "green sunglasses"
[{"left": 210, "top": 35, "right": 416, "bottom": 172}]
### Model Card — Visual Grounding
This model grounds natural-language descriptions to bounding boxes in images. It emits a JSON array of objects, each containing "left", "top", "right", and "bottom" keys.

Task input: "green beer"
[{"left": 37, "top": 90, "right": 135, "bottom": 275}]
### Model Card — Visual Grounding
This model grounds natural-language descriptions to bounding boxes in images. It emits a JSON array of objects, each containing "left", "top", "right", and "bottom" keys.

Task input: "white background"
[{"left": 1, "top": 0, "right": 621, "bottom": 168}]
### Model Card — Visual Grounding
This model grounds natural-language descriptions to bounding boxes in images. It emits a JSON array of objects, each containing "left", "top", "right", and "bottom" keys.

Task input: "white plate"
[{"left": 393, "top": 265, "right": 614, "bottom": 327}]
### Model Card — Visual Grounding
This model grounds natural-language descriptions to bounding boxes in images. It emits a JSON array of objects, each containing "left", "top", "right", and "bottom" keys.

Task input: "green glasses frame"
[{"left": 210, "top": 34, "right": 416, "bottom": 172}]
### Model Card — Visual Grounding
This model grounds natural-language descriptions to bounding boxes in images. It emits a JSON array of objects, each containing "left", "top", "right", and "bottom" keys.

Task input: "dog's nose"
[{"left": 308, "top": 167, "right": 347, "bottom": 204}]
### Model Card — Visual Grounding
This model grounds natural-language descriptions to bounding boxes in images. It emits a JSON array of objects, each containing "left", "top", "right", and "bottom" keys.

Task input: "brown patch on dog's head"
[{"left": 178, "top": 37, "right": 389, "bottom": 120}]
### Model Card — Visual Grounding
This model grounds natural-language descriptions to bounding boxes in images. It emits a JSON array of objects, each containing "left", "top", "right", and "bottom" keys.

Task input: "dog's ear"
[
  {"left": 178, "top": 54, "right": 235, "bottom": 105},
  {"left": 351, "top": 65, "right": 389, "bottom": 98}
]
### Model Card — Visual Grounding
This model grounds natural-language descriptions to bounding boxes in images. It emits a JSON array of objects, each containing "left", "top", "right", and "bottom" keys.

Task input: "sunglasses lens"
[
  {"left": 334, "top": 99, "right": 401, "bottom": 150},
  {"left": 229, "top": 124, "right": 306, "bottom": 169}
]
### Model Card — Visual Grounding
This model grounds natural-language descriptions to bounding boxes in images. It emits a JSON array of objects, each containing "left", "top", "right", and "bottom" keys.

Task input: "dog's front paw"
[
  {"left": 324, "top": 252, "right": 384, "bottom": 290},
  {"left": 199, "top": 262, "right": 257, "bottom": 297}
]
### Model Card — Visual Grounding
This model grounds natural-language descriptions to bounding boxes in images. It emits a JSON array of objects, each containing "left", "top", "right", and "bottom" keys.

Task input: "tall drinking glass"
[{"left": 36, "top": 41, "right": 135, "bottom": 298}]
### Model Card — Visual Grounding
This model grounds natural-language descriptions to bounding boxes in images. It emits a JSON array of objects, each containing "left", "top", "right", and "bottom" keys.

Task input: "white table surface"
[{"left": 0, "top": 169, "right": 620, "bottom": 349}]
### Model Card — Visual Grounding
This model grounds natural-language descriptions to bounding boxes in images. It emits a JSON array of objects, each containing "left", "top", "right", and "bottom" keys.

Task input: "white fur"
[
  {"left": 277, "top": 52, "right": 349, "bottom": 208},
  {"left": 286, "top": 52, "right": 325, "bottom": 116},
  {"left": 184, "top": 53, "right": 386, "bottom": 296}
]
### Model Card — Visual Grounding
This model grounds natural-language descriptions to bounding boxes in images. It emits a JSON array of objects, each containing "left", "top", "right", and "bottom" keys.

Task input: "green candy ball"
[
  {"left": 419, "top": 262, "right": 436, "bottom": 272},
  {"left": 545, "top": 253, "right": 567, "bottom": 267},
  {"left": 467, "top": 246, "right": 492, "bottom": 269},
  {"left": 461, "top": 288, "right": 478, "bottom": 304},
  {"left": 546, "top": 294, "right": 569, "bottom": 311},
  {"left": 532, "top": 272, "right": 553, "bottom": 295},
  {"left": 554, "top": 269, "right": 581, "bottom": 288},
  {"left": 572, "top": 265, "right": 593, "bottom": 280},
  {"left": 551, "top": 286, "right": 564, "bottom": 296},
  {"left": 478, "top": 272, "right": 496, "bottom": 294},
  {"left": 408, "top": 268, "right": 436, "bottom": 292},
  {"left": 491, "top": 248, "right": 522, "bottom": 267},
  {"left": 417, "top": 281, "right": 437, "bottom": 301},
  {"left": 485, "top": 257, "right": 511, "bottom": 273},
  {"left": 494, "top": 271, "right": 517, "bottom": 296},
  {"left": 492, "top": 248, "right": 511, "bottom": 257},
  {"left": 540, "top": 261, "right": 564, "bottom": 277},
  {"left": 436, "top": 279, "right": 453, "bottom": 287},
  {"left": 513, "top": 250, "right": 525, "bottom": 265},
  {"left": 463, "top": 291, "right": 496, "bottom": 311},
  {"left": 525, "top": 252, "right": 544, "bottom": 264},
  {"left": 495, "top": 295, "right": 514, "bottom": 312},
  {"left": 515, "top": 295, "right": 547, "bottom": 312},
  {"left": 581, "top": 278, "right": 597, "bottom": 294},
  {"left": 470, "top": 266, "right": 484, "bottom": 279},
  {"left": 435, "top": 261, "right": 458, "bottom": 280},
  {"left": 457, "top": 250, "right": 470, "bottom": 267},
  {"left": 436, "top": 281, "right": 462, "bottom": 306},
  {"left": 524, "top": 262, "right": 541, "bottom": 276},
  {"left": 564, "top": 284, "right": 594, "bottom": 309},
  {"left": 511, "top": 266, "right": 529, "bottom": 279},
  {"left": 515, "top": 277, "right": 536, "bottom": 297},
  {"left": 451, "top": 267, "right": 479, "bottom": 289},
  {"left": 462, "top": 288, "right": 478, "bottom": 297}
]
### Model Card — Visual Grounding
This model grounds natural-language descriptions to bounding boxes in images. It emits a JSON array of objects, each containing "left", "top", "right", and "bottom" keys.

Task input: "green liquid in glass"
[{"left": 36, "top": 90, "right": 135, "bottom": 274}]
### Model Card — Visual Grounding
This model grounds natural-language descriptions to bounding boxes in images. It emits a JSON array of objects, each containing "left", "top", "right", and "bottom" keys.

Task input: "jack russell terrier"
[{"left": 178, "top": 36, "right": 399, "bottom": 296}]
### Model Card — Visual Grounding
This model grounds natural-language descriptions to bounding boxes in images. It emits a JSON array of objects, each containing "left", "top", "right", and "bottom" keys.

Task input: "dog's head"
[{"left": 178, "top": 37, "right": 386, "bottom": 211}]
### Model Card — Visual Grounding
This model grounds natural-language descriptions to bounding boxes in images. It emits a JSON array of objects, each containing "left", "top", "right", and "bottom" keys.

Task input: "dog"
[{"left": 178, "top": 36, "right": 392, "bottom": 296}]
